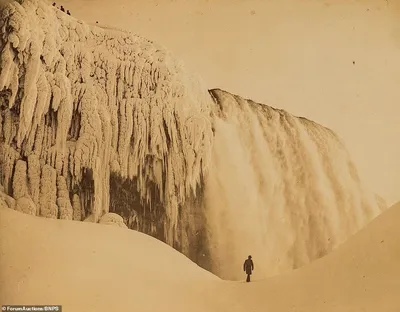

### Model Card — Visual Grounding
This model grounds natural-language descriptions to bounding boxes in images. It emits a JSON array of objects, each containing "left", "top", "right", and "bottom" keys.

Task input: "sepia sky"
[{"left": 61, "top": 0, "right": 399, "bottom": 205}]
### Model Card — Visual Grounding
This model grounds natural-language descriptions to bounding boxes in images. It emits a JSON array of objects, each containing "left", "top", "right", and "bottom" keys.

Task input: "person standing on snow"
[{"left": 243, "top": 255, "right": 254, "bottom": 282}]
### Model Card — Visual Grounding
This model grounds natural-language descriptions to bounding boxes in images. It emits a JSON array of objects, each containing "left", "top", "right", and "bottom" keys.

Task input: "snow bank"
[{"left": 1, "top": 201, "right": 399, "bottom": 312}]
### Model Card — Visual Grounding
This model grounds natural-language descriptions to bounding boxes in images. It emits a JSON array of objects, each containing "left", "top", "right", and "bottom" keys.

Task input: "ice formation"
[
  {"left": 98, "top": 212, "right": 128, "bottom": 228},
  {"left": 0, "top": 0, "right": 213, "bottom": 243},
  {"left": 0, "top": 0, "right": 386, "bottom": 280}
]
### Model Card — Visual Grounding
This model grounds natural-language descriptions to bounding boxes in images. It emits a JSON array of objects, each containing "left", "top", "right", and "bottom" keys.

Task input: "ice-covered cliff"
[
  {"left": 0, "top": 0, "right": 214, "bottom": 253},
  {"left": 0, "top": 0, "right": 386, "bottom": 280}
]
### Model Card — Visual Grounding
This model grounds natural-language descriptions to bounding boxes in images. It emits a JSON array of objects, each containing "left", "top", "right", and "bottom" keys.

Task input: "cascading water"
[{"left": 204, "top": 89, "right": 385, "bottom": 280}]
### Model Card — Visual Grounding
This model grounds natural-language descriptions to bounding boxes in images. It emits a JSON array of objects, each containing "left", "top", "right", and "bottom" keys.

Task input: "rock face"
[{"left": 0, "top": 0, "right": 386, "bottom": 280}]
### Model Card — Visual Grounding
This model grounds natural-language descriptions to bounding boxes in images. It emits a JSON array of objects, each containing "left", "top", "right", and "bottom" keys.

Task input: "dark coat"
[{"left": 243, "top": 258, "right": 254, "bottom": 275}]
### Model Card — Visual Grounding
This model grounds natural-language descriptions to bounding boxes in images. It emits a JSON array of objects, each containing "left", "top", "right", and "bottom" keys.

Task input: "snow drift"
[
  {"left": 0, "top": 0, "right": 386, "bottom": 280},
  {"left": 1, "top": 201, "right": 399, "bottom": 312},
  {"left": 0, "top": 205, "right": 219, "bottom": 312}
]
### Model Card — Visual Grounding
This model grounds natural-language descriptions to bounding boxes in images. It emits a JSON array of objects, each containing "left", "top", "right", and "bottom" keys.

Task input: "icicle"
[
  {"left": 0, "top": 190, "right": 16, "bottom": 210},
  {"left": 0, "top": 43, "right": 13, "bottom": 90},
  {"left": 56, "top": 175, "right": 73, "bottom": 220},
  {"left": 39, "top": 164, "right": 58, "bottom": 218},
  {"left": 27, "top": 154, "right": 41, "bottom": 207},
  {"left": 15, "top": 196, "right": 37, "bottom": 215},
  {"left": 17, "top": 41, "right": 41, "bottom": 147},
  {"left": 12, "top": 159, "right": 29, "bottom": 199},
  {"left": 72, "top": 193, "right": 82, "bottom": 221}
]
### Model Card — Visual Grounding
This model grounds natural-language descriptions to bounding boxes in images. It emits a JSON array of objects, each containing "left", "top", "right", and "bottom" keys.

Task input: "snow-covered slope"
[
  {"left": 232, "top": 201, "right": 400, "bottom": 311},
  {"left": 0, "top": 203, "right": 219, "bottom": 312},
  {"left": 1, "top": 200, "right": 399, "bottom": 312},
  {"left": 0, "top": 0, "right": 386, "bottom": 280}
]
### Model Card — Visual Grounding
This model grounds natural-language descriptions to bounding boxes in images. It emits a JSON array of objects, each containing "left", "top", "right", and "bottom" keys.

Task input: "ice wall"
[
  {"left": 0, "top": 0, "right": 386, "bottom": 280},
  {"left": 0, "top": 0, "right": 214, "bottom": 249}
]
